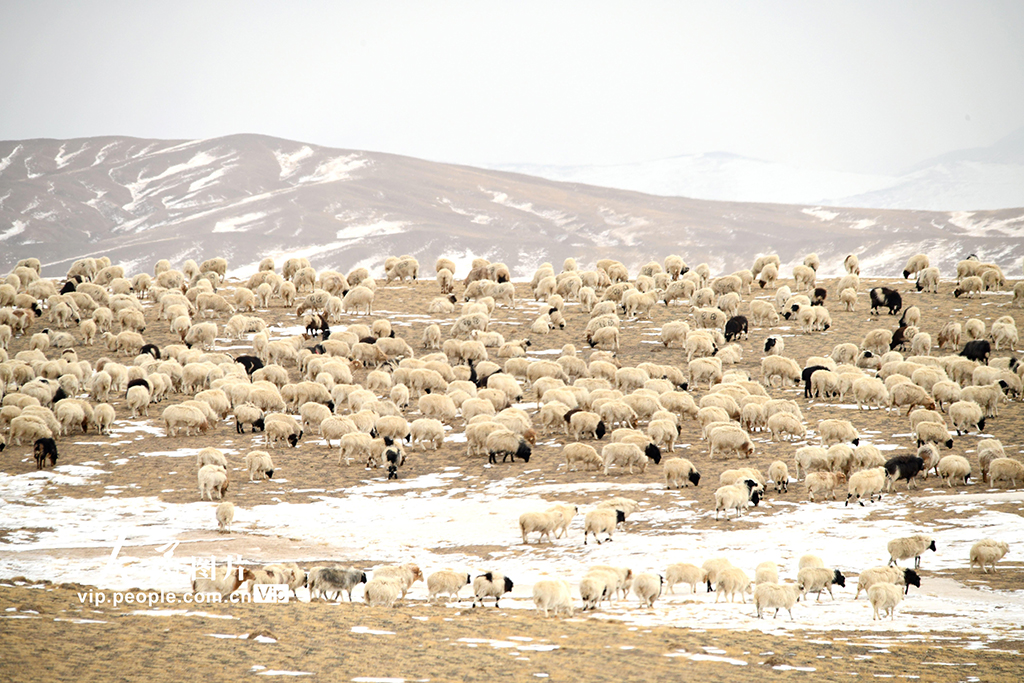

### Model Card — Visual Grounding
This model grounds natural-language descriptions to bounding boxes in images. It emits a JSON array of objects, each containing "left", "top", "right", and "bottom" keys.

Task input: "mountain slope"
[{"left": 1, "top": 134, "right": 1022, "bottom": 279}]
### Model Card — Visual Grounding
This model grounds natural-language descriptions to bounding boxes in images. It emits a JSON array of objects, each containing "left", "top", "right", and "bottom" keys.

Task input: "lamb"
[
  {"left": 884, "top": 455, "right": 926, "bottom": 491},
  {"left": 584, "top": 507, "right": 626, "bottom": 545},
  {"left": 753, "top": 582, "right": 802, "bottom": 620},
  {"left": 198, "top": 464, "right": 229, "bottom": 500},
  {"left": 372, "top": 563, "right": 424, "bottom": 598},
  {"left": 969, "top": 539, "right": 1010, "bottom": 573},
  {"left": 216, "top": 501, "right": 235, "bottom": 532},
  {"left": 854, "top": 566, "right": 921, "bottom": 599},
  {"left": 471, "top": 571, "right": 515, "bottom": 607},
  {"left": 632, "top": 573, "right": 664, "bottom": 608},
  {"left": 244, "top": 450, "right": 274, "bottom": 481},
  {"left": 869, "top": 582, "right": 904, "bottom": 621},
  {"left": 663, "top": 457, "right": 701, "bottom": 489},
  {"left": 308, "top": 566, "right": 367, "bottom": 601},
  {"left": 533, "top": 579, "right": 574, "bottom": 617},
  {"left": 664, "top": 563, "right": 705, "bottom": 594},
  {"left": 845, "top": 467, "right": 886, "bottom": 506},
  {"left": 988, "top": 457, "right": 1024, "bottom": 488},
  {"left": 714, "top": 479, "right": 761, "bottom": 520},
  {"left": 797, "top": 567, "right": 846, "bottom": 601},
  {"left": 888, "top": 534, "right": 937, "bottom": 568}
]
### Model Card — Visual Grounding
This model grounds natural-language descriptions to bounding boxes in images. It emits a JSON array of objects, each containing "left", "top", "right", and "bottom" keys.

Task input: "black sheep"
[
  {"left": 724, "top": 315, "right": 748, "bottom": 342},
  {"left": 125, "top": 377, "right": 151, "bottom": 398},
  {"left": 890, "top": 325, "right": 912, "bottom": 351},
  {"left": 884, "top": 455, "right": 926, "bottom": 490},
  {"left": 812, "top": 288, "right": 828, "bottom": 306},
  {"left": 901, "top": 568, "right": 922, "bottom": 595},
  {"left": 960, "top": 339, "right": 991, "bottom": 364},
  {"left": 869, "top": 287, "right": 902, "bottom": 315},
  {"left": 764, "top": 337, "right": 780, "bottom": 354},
  {"left": 644, "top": 443, "right": 663, "bottom": 465},
  {"left": 140, "top": 344, "right": 161, "bottom": 359},
  {"left": 235, "top": 355, "right": 264, "bottom": 376},
  {"left": 33, "top": 437, "right": 59, "bottom": 470}
]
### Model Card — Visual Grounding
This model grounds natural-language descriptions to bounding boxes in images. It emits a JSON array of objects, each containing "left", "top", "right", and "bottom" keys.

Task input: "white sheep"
[
  {"left": 818, "top": 419, "right": 859, "bottom": 446},
  {"left": 663, "top": 458, "right": 701, "bottom": 489},
  {"left": 584, "top": 507, "right": 625, "bottom": 545},
  {"left": 372, "top": 563, "right": 423, "bottom": 598},
  {"left": 797, "top": 567, "right": 846, "bottom": 601},
  {"left": 768, "top": 460, "right": 790, "bottom": 493},
  {"left": 664, "top": 563, "right": 705, "bottom": 594},
  {"left": 969, "top": 539, "right": 1010, "bottom": 573},
  {"left": 767, "top": 411, "right": 805, "bottom": 442},
  {"left": 364, "top": 577, "right": 402, "bottom": 607},
  {"left": 533, "top": 579, "right": 574, "bottom": 617},
  {"left": 244, "top": 450, "right": 274, "bottom": 481},
  {"left": 805, "top": 471, "right": 846, "bottom": 502},
  {"left": 869, "top": 582, "right": 903, "bottom": 620},
  {"left": 888, "top": 535, "right": 936, "bottom": 568},
  {"left": 632, "top": 572, "right": 663, "bottom": 608},
  {"left": 426, "top": 569, "right": 471, "bottom": 603},
  {"left": 988, "top": 457, "right": 1024, "bottom": 488},
  {"left": 709, "top": 425, "right": 754, "bottom": 459},
  {"left": 563, "top": 442, "right": 603, "bottom": 471},
  {"left": 754, "top": 582, "right": 801, "bottom": 620},
  {"left": 216, "top": 501, "right": 235, "bottom": 532},
  {"left": 845, "top": 467, "right": 886, "bottom": 506},
  {"left": 192, "top": 565, "right": 256, "bottom": 599},
  {"left": 198, "top": 464, "right": 229, "bottom": 500},
  {"left": 602, "top": 442, "right": 651, "bottom": 475},
  {"left": 761, "top": 355, "right": 801, "bottom": 387},
  {"left": 197, "top": 447, "right": 228, "bottom": 469},
  {"left": 937, "top": 455, "right": 971, "bottom": 487},
  {"left": 519, "top": 510, "right": 561, "bottom": 544},
  {"left": 714, "top": 480, "right": 760, "bottom": 520},
  {"left": 714, "top": 566, "right": 752, "bottom": 603}
]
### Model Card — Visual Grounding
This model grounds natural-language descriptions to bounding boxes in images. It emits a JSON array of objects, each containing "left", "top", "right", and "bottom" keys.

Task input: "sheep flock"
[{"left": 1, "top": 250, "right": 1022, "bottom": 641}]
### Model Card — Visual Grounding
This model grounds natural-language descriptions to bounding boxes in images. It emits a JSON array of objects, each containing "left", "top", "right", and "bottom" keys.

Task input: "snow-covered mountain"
[
  {"left": 494, "top": 128, "right": 1024, "bottom": 212},
  {"left": 1, "top": 134, "right": 1022, "bottom": 280}
]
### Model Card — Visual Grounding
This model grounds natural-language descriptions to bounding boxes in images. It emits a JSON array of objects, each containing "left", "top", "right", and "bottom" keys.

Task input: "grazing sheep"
[
  {"left": 486, "top": 429, "right": 532, "bottom": 463},
  {"left": 714, "top": 479, "right": 761, "bottom": 520},
  {"left": 953, "top": 275, "right": 984, "bottom": 298},
  {"left": 471, "top": 571, "right": 514, "bottom": 607},
  {"left": 916, "top": 421, "right": 954, "bottom": 449},
  {"left": 797, "top": 567, "right": 846, "bottom": 601},
  {"left": 584, "top": 507, "right": 626, "bottom": 545},
  {"left": 244, "top": 450, "right": 274, "bottom": 481},
  {"left": 563, "top": 442, "right": 604, "bottom": 471},
  {"left": 768, "top": 460, "right": 790, "bottom": 493},
  {"left": 198, "top": 464, "right": 229, "bottom": 500},
  {"left": 845, "top": 467, "right": 886, "bottom": 506},
  {"left": 632, "top": 573, "right": 664, "bottom": 608},
  {"left": 602, "top": 442, "right": 656, "bottom": 475},
  {"left": 889, "top": 383, "right": 937, "bottom": 415},
  {"left": 192, "top": 566, "right": 256, "bottom": 599},
  {"left": 805, "top": 471, "right": 846, "bottom": 502},
  {"left": 969, "top": 539, "right": 1010, "bottom": 573},
  {"left": 888, "top": 535, "right": 936, "bottom": 568},
  {"left": 988, "top": 457, "right": 1024, "bottom": 488},
  {"left": 933, "top": 453, "right": 971, "bottom": 489},
  {"left": 761, "top": 355, "right": 801, "bottom": 387},
  {"left": 767, "top": 411, "right": 805, "bottom": 442},
  {"left": 216, "top": 501, "right": 234, "bottom": 532},
  {"left": 665, "top": 563, "right": 705, "bottom": 594},
  {"left": 519, "top": 510, "right": 561, "bottom": 544},
  {"left": 197, "top": 447, "right": 228, "bottom": 469},
  {"left": 533, "top": 579, "right": 574, "bottom": 617},
  {"left": 714, "top": 566, "right": 753, "bottom": 603},
  {"left": 855, "top": 566, "right": 922, "bottom": 600},
  {"left": 308, "top": 566, "right": 367, "bottom": 601},
  {"left": 869, "top": 582, "right": 904, "bottom": 620},
  {"left": 663, "top": 457, "right": 701, "bottom": 489},
  {"left": 869, "top": 287, "right": 902, "bottom": 315},
  {"left": 709, "top": 425, "right": 755, "bottom": 459},
  {"left": 818, "top": 419, "right": 859, "bottom": 446}
]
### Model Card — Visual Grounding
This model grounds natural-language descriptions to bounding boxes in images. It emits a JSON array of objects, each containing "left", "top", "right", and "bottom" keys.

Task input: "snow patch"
[
  {"left": 0, "top": 220, "right": 27, "bottom": 242},
  {"left": 802, "top": 207, "right": 839, "bottom": 221},
  {"left": 213, "top": 212, "right": 269, "bottom": 233},
  {"left": 273, "top": 146, "right": 315, "bottom": 178}
]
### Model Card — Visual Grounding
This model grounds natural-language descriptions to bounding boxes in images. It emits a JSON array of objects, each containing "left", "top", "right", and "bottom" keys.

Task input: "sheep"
[
  {"left": 888, "top": 535, "right": 936, "bottom": 568},
  {"left": 308, "top": 566, "right": 367, "bottom": 601},
  {"left": 198, "top": 464, "right": 229, "bottom": 500},
  {"left": 364, "top": 577, "right": 403, "bottom": 607},
  {"left": 341, "top": 286, "right": 374, "bottom": 314},
  {"left": 532, "top": 579, "right": 574, "bottom": 617},
  {"left": 216, "top": 501, "right": 235, "bottom": 532},
  {"left": 793, "top": 264, "right": 816, "bottom": 291},
  {"left": 947, "top": 395, "right": 981, "bottom": 434},
  {"left": 714, "top": 479, "right": 761, "bottom": 520},
  {"left": 767, "top": 412, "right": 805, "bottom": 442},
  {"left": 709, "top": 425, "right": 754, "bottom": 459},
  {"left": 244, "top": 450, "right": 274, "bottom": 481},
  {"left": 372, "top": 563, "right": 424, "bottom": 598},
  {"left": 889, "top": 382, "right": 937, "bottom": 415},
  {"left": 408, "top": 417, "right": 444, "bottom": 451},
  {"left": 471, "top": 571, "right": 514, "bottom": 607},
  {"left": 196, "top": 447, "right": 228, "bottom": 469},
  {"left": 568, "top": 410, "right": 606, "bottom": 441},
  {"left": 664, "top": 563, "right": 705, "bottom": 594},
  {"left": 713, "top": 566, "right": 753, "bottom": 603},
  {"left": 602, "top": 441, "right": 659, "bottom": 474},
  {"left": 192, "top": 566, "right": 256, "bottom": 599},
  {"left": 761, "top": 355, "right": 801, "bottom": 387},
  {"left": 663, "top": 457, "right": 701, "bottom": 489},
  {"left": 960, "top": 383, "right": 1007, "bottom": 418},
  {"left": 233, "top": 403, "right": 266, "bottom": 434},
  {"left": 265, "top": 414, "right": 303, "bottom": 448},
  {"left": 31, "top": 437, "right": 58, "bottom": 470},
  {"left": 854, "top": 566, "right": 921, "bottom": 599},
  {"left": 805, "top": 471, "right": 846, "bottom": 502},
  {"left": 988, "top": 457, "right": 1024, "bottom": 488},
  {"left": 902, "top": 253, "right": 929, "bottom": 279},
  {"left": 756, "top": 263, "right": 779, "bottom": 289},
  {"left": 869, "top": 583, "right": 904, "bottom": 621},
  {"left": 162, "top": 404, "right": 209, "bottom": 437},
  {"left": 817, "top": 419, "right": 859, "bottom": 447},
  {"left": 584, "top": 507, "right": 626, "bottom": 545},
  {"left": 485, "top": 427, "right": 531, "bottom": 463},
  {"left": 845, "top": 466, "right": 886, "bottom": 506},
  {"left": 519, "top": 510, "right": 561, "bottom": 544},
  {"left": 852, "top": 377, "right": 889, "bottom": 410},
  {"left": 869, "top": 287, "right": 902, "bottom": 315},
  {"left": 632, "top": 573, "right": 664, "bottom": 608},
  {"left": 764, "top": 460, "right": 790, "bottom": 494},
  {"left": 916, "top": 421, "right": 954, "bottom": 449},
  {"left": 977, "top": 440, "right": 1005, "bottom": 481},
  {"left": 882, "top": 454, "right": 926, "bottom": 491},
  {"left": 969, "top": 539, "right": 1010, "bottom": 573},
  {"left": 797, "top": 567, "right": 846, "bottom": 601},
  {"left": 953, "top": 275, "right": 984, "bottom": 298},
  {"left": 93, "top": 403, "right": 115, "bottom": 435},
  {"left": 427, "top": 569, "right": 472, "bottom": 603},
  {"left": 753, "top": 582, "right": 801, "bottom": 620}
]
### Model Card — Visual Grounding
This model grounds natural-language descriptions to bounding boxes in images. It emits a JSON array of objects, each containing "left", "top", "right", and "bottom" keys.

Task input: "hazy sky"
[{"left": 2, "top": 1, "right": 1023, "bottom": 175}]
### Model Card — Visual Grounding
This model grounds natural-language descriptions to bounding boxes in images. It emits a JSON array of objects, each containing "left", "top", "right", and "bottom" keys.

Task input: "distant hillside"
[{"left": 1, "top": 134, "right": 1022, "bottom": 280}]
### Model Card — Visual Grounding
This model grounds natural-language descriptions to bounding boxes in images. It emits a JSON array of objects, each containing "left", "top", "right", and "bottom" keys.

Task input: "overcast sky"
[{"left": 1, "top": 1, "right": 1022, "bottom": 175}]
